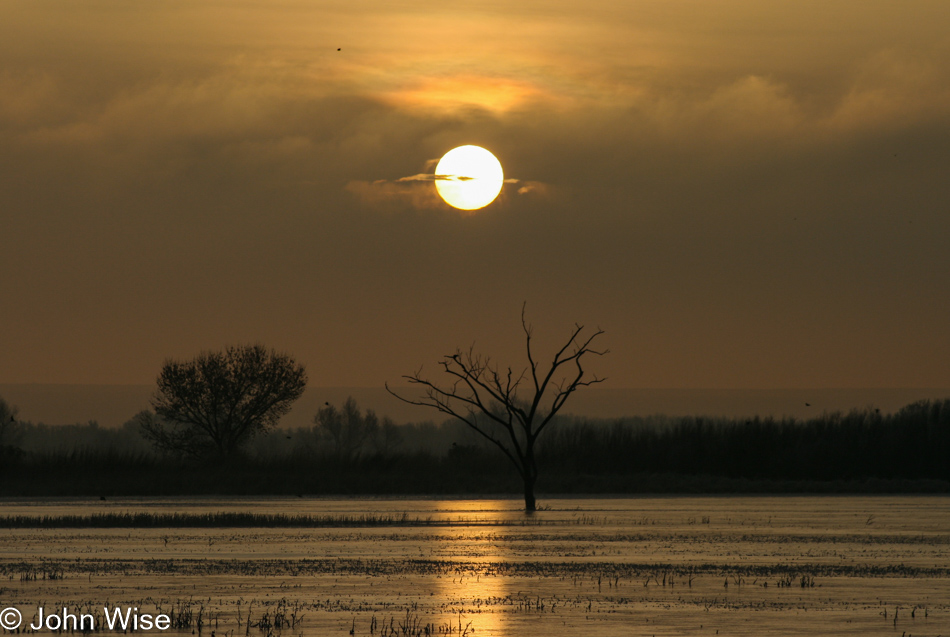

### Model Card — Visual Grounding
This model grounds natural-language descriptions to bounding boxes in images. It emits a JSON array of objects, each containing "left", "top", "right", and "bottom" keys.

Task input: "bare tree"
[
  {"left": 139, "top": 344, "right": 307, "bottom": 458},
  {"left": 0, "top": 395, "right": 24, "bottom": 453},
  {"left": 387, "top": 307, "right": 607, "bottom": 512},
  {"left": 314, "top": 397, "right": 394, "bottom": 462}
]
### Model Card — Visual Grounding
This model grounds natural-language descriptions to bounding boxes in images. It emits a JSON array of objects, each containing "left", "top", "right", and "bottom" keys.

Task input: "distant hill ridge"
[{"left": 2, "top": 384, "right": 949, "bottom": 429}]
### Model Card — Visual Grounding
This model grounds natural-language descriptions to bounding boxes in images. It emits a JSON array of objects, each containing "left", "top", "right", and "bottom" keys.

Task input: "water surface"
[{"left": 2, "top": 496, "right": 947, "bottom": 636}]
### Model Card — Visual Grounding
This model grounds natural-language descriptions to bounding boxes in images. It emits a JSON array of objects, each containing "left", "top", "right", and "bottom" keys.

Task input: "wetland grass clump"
[
  {"left": 153, "top": 599, "right": 211, "bottom": 631},
  {"left": 0, "top": 512, "right": 456, "bottom": 529},
  {"left": 243, "top": 598, "right": 305, "bottom": 637},
  {"left": 4, "top": 558, "right": 946, "bottom": 580},
  {"left": 19, "top": 566, "right": 64, "bottom": 581},
  {"left": 362, "top": 610, "right": 471, "bottom": 637}
]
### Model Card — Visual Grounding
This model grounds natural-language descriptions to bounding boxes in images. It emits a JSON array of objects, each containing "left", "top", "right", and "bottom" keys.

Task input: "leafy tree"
[
  {"left": 138, "top": 344, "right": 307, "bottom": 458},
  {"left": 388, "top": 306, "right": 607, "bottom": 512}
]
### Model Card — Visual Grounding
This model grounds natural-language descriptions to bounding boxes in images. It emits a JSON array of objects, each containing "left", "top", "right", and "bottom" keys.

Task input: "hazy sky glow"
[{"left": 2, "top": 1, "right": 950, "bottom": 389}]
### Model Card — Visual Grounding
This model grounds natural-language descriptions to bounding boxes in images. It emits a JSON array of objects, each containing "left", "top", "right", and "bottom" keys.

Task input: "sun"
[{"left": 434, "top": 145, "right": 504, "bottom": 210}]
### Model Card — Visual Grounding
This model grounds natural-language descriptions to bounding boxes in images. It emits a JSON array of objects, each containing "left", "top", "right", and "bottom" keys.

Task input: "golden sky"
[{"left": 2, "top": 0, "right": 949, "bottom": 389}]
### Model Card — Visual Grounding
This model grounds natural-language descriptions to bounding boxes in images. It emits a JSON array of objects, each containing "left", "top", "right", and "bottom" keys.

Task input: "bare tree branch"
[{"left": 387, "top": 306, "right": 607, "bottom": 511}]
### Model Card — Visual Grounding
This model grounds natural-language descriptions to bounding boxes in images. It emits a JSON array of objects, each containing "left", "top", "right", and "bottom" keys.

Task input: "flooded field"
[{"left": 1, "top": 496, "right": 948, "bottom": 636}]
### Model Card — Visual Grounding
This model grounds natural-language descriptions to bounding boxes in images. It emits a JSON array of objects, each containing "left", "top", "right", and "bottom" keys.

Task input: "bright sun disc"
[{"left": 434, "top": 145, "right": 504, "bottom": 210}]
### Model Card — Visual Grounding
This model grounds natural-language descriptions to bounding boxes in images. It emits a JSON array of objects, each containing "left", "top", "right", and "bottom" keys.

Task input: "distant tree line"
[
  {"left": 2, "top": 398, "right": 948, "bottom": 496},
  {"left": 2, "top": 335, "right": 947, "bottom": 498},
  {"left": 536, "top": 400, "right": 950, "bottom": 484}
]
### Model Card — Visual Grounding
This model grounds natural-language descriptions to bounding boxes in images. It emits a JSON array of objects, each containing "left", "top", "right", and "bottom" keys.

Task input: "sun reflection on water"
[{"left": 433, "top": 500, "right": 515, "bottom": 637}]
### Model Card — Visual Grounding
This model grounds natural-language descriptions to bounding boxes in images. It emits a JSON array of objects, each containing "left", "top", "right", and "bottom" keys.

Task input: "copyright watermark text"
[
  {"left": 1, "top": 606, "right": 171, "bottom": 631},
  {"left": 0, "top": 608, "right": 22, "bottom": 631}
]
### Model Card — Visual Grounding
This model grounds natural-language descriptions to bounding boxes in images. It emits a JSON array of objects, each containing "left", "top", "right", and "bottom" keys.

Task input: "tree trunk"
[
  {"left": 522, "top": 445, "right": 539, "bottom": 513},
  {"left": 523, "top": 475, "right": 537, "bottom": 513}
]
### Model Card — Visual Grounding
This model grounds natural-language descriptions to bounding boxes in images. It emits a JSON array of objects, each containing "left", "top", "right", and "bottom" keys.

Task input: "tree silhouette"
[
  {"left": 387, "top": 307, "right": 607, "bottom": 512},
  {"left": 0, "top": 395, "right": 24, "bottom": 456},
  {"left": 139, "top": 344, "right": 307, "bottom": 458},
  {"left": 314, "top": 397, "right": 400, "bottom": 461}
]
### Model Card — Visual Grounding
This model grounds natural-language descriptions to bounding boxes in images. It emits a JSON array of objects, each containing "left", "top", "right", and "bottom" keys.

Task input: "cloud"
[
  {"left": 348, "top": 170, "right": 549, "bottom": 208},
  {"left": 3, "top": 0, "right": 950, "bottom": 389},
  {"left": 515, "top": 181, "right": 548, "bottom": 196},
  {"left": 395, "top": 173, "right": 473, "bottom": 182},
  {"left": 824, "top": 48, "right": 950, "bottom": 133},
  {"left": 345, "top": 179, "right": 447, "bottom": 211}
]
